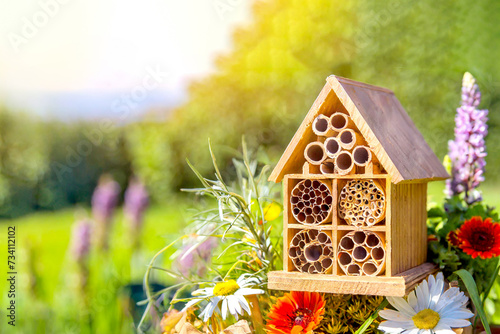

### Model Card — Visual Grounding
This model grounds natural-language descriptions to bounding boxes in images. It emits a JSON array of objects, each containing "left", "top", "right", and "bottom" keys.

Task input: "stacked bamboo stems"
[
  {"left": 337, "top": 230, "right": 386, "bottom": 276},
  {"left": 306, "top": 113, "right": 376, "bottom": 175},
  {"left": 338, "top": 179, "right": 386, "bottom": 227},
  {"left": 289, "top": 229, "right": 334, "bottom": 274}
]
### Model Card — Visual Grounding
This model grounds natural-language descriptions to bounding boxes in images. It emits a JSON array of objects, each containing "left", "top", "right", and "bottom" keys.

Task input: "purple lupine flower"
[
  {"left": 176, "top": 236, "right": 218, "bottom": 277},
  {"left": 71, "top": 219, "right": 92, "bottom": 262},
  {"left": 446, "top": 72, "right": 488, "bottom": 204},
  {"left": 124, "top": 178, "right": 149, "bottom": 231},
  {"left": 91, "top": 175, "right": 121, "bottom": 223}
]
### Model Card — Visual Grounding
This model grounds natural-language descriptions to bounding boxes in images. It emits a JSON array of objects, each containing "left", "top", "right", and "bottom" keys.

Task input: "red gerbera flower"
[
  {"left": 456, "top": 216, "right": 500, "bottom": 259},
  {"left": 266, "top": 291, "right": 325, "bottom": 334}
]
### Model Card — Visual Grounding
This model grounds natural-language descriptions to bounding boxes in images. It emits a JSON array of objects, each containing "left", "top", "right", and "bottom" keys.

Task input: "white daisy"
[
  {"left": 183, "top": 274, "right": 264, "bottom": 322},
  {"left": 379, "top": 272, "right": 474, "bottom": 334}
]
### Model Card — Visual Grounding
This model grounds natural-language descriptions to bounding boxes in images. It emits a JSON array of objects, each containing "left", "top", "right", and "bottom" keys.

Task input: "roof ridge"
[{"left": 327, "top": 75, "right": 394, "bottom": 95}]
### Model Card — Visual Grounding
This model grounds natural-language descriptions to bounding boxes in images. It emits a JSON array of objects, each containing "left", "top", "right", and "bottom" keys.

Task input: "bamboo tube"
[
  {"left": 317, "top": 232, "right": 329, "bottom": 244},
  {"left": 338, "top": 129, "right": 362, "bottom": 150},
  {"left": 352, "top": 246, "right": 370, "bottom": 262},
  {"left": 371, "top": 247, "right": 385, "bottom": 263},
  {"left": 312, "top": 114, "right": 335, "bottom": 136},
  {"left": 362, "top": 260, "right": 380, "bottom": 276},
  {"left": 339, "top": 235, "right": 354, "bottom": 251},
  {"left": 329, "top": 112, "right": 353, "bottom": 132},
  {"left": 352, "top": 145, "right": 372, "bottom": 167},
  {"left": 304, "top": 141, "right": 326, "bottom": 165},
  {"left": 289, "top": 229, "right": 333, "bottom": 274},
  {"left": 335, "top": 151, "right": 354, "bottom": 175},
  {"left": 324, "top": 137, "right": 341, "bottom": 158},
  {"left": 338, "top": 251, "right": 352, "bottom": 267},
  {"left": 304, "top": 244, "right": 322, "bottom": 262},
  {"left": 347, "top": 263, "right": 361, "bottom": 276},
  {"left": 320, "top": 159, "right": 335, "bottom": 175},
  {"left": 366, "top": 233, "right": 381, "bottom": 247},
  {"left": 352, "top": 231, "right": 366, "bottom": 245}
]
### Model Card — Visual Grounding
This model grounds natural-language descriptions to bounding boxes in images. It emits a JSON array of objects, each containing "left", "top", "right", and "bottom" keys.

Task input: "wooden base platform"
[{"left": 267, "top": 262, "right": 438, "bottom": 297}]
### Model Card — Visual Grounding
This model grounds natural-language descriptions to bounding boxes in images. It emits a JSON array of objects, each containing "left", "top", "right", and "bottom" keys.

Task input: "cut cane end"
[
  {"left": 353, "top": 146, "right": 372, "bottom": 167},
  {"left": 304, "top": 142, "right": 326, "bottom": 165},
  {"left": 312, "top": 115, "right": 331, "bottom": 136}
]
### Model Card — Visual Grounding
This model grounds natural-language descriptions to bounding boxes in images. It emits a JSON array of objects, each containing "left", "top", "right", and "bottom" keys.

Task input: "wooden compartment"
[
  {"left": 336, "top": 229, "right": 386, "bottom": 277},
  {"left": 337, "top": 175, "right": 390, "bottom": 228},
  {"left": 285, "top": 176, "right": 334, "bottom": 227},
  {"left": 287, "top": 228, "right": 334, "bottom": 275}
]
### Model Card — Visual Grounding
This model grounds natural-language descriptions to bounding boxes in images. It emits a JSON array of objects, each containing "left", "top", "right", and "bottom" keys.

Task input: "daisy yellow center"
[
  {"left": 213, "top": 280, "right": 240, "bottom": 296},
  {"left": 412, "top": 309, "right": 440, "bottom": 329}
]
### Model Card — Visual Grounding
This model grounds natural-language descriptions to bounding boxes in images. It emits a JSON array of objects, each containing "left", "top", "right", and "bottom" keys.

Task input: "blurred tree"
[
  {"left": 0, "top": 108, "right": 49, "bottom": 216},
  {"left": 353, "top": 0, "right": 500, "bottom": 181},
  {"left": 36, "top": 121, "right": 131, "bottom": 211},
  {"left": 134, "top": 0, "right": 499, "bottom": 196},
  {"left": 125, "top": 121, "right": 174, "bottom": 203},
  {"left": 0, "top": 109, "right": 131, "bottom": 218}
]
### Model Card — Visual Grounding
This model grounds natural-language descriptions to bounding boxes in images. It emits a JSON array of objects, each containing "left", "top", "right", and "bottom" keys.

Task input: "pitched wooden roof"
[{"left": 269, "top": 75, "right": 449, "bottom": 184}]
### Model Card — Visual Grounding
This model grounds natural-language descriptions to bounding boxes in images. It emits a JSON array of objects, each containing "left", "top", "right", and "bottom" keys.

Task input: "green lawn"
[{"left": 0, "top": 199, "right": 191, "bottom": 333}]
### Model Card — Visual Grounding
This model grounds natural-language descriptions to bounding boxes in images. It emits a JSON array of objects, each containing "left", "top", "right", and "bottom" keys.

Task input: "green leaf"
[
  {"left": 454, "top": 269, "right": 491, "bottom": 334},
  {"left": 427, "top": 206, "right": 446, "bottom": 218},
  {"left": 355, "top": 298, "right": 388, "bottom": 334}
]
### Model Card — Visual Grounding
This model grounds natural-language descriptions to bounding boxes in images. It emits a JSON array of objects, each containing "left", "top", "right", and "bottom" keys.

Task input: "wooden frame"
[
  {"left": 267, "top": 75, "right": 447, "bottom": 296},
  {"left": 268, "top": 263, "right": 438, "bottom": 297}
]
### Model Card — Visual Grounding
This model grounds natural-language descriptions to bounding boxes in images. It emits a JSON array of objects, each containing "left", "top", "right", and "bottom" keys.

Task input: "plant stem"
[
  {"left": 137, "top": 237, "right": 183, "bottom": 332},
  {"left": 247, "top": 294, "right": 265, "bottom": 334}
]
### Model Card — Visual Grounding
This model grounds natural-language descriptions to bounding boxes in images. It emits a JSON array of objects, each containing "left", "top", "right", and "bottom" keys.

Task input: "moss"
[{"left": 317, "top": 294, "right": 384, "bottom": 334}]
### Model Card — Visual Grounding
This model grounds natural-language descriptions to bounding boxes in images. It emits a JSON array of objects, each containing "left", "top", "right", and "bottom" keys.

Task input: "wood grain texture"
[
  {"left": 390, "top": 182, "right": 428, "bottom": 275},
  {"left": 285, "top": 174, "right": 390, "bottom": 181},
  {"left": 268, "top": 83, "right": 344, "bottom": 183},
  {"left": 394, "top": 262, "right": 439, "bottom": 293},
  {"left": 327, "top": 75, "right": 449, "bottom": 183},
  {"left": 385, "top": 176, "right": 393, "bottom": 276},
  {"left": 268, "top": 75, "right": 449, "bottom": 184},
  {"left": 267, "top": 262, "right": 438, "bottom": 296},
  {"left": 283, "top": 177, "right": 290, "bottom": 271}
]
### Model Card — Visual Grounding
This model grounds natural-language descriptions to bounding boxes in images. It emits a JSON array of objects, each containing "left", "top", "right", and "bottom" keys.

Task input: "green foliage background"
[
  {"left": 129, "top": 0, "right": 500, "bottom": 201},
  {"left": 1, "top": 0, "right": 500, "bottom": 215}
]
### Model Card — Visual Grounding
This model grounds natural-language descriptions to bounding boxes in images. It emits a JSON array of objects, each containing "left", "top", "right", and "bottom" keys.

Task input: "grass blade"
[
  {"left": 454, "top": 269, "right": 491, "bottom": 334},
  {"left": 355, "top": 298, "right": 388, "bottom": 334}
]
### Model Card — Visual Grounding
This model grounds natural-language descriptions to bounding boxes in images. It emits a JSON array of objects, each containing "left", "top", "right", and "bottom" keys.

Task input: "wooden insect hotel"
[{"left": 267, "top": 75, "right": 449, "bottom": 296}]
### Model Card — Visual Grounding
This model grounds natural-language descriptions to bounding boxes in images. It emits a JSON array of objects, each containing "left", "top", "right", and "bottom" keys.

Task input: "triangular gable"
[{"left": 269, "top": 75, "right": 449, "bottom": 184}]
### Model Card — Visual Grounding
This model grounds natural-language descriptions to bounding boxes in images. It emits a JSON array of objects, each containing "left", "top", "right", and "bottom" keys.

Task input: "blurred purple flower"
[
  {"left": 177, "top": 236, "right": 218, "bottom": 277},
  {"left": 446, "top": 72, "right": 488, "bottom": 204},
  {"left": 124, "top": 178, "right": 149, "bottom": 231},
  {"left": 71, "top": 219, "right": 92, "bottom": 262},
  {"left": 91, "top": 175, "right": 121, "bottom": 223}
]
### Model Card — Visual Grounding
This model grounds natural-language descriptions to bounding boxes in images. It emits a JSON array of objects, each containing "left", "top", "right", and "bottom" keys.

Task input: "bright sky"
[{"left": 0, "top": 0, "right": 251, "bottom": 116}]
